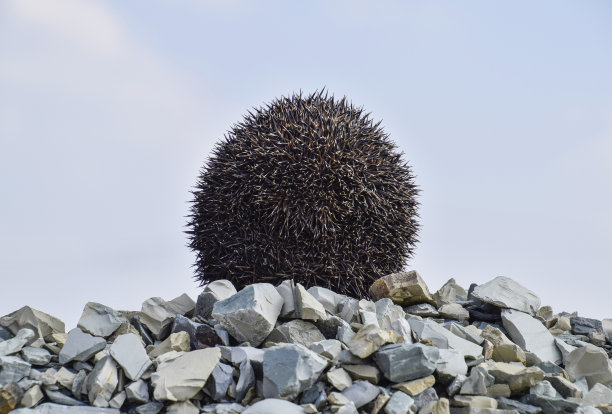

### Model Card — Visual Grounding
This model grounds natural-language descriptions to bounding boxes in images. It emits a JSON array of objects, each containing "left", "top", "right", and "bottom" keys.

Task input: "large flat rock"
[
  {"left": 471, "top": 276, "right": 540, "bottom": 315},
  {"left": 501, "top": 309, "right": 561, "bottom": 364}
]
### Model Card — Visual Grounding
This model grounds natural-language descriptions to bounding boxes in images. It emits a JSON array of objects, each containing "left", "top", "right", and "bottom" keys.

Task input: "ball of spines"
[{"left": 187, "top": 90, "right": 419, "bottom": 298}]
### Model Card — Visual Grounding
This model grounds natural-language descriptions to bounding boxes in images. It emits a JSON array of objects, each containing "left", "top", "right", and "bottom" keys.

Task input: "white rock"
[
  {"left": 167, "top": 293, "right": 196, "bottom": 316},
  {"left": 212, "top": 283, "right": 283, "bottom": 346},
  {"left": 471, "top": 276, "right": 540, "bottom": 315},
  {"left": 140, "top": 297, "right": 177, "bottom": 340},
  {"left": 276, "top": 279, "right": 297, "bottom": 318},
  {"left": 0, "top": 355, "right": 31, "bottom": 384},
  {"left": 565, "top": 343, "right": 612, "bottom": 388},
  {"left": 151, "top": 347, "right": 221, "bottom": 401},
  {"left": 243, "top": 399, "right": 305, "bottom": 414},
  {"left": 0, "top": 328, "right": 35, "bottom": 356},
  {"left": 295, "top": 283, "right": 327, "bottom": 321},
  {"left": 58, "top": 328, "right": 107, "bottom": 365},
  {"left": 54, "top": 366, "right": 76, "bottom": 389},
  {"left": 385, "top": 391, "right": 417, "bottom": 414},
  {"left": 438, "top": 304, "right": 469, "bottom": 322},
  {"left": 309, "top": 339, "right": 342, "bottom": 360},
  {"left": 554, "top": 338, "right": 577, "bottom": 363},
  {"left": 375, "top": 298, "right": 406, "bottom": 330},
  {"left": 342, "top": 380, "right": 380, "bottom": 408},
  {"left": 436, "top": 349, "right": 468, "bottom": 382},
  {"left": 77, "top": 302, "right": 126, "bottom": 338},
  {"left": 582, "top": 383, "right": 612, "bottom": 407},
  {"left": 109, "top": 333, "right": 151, "bottom": 380},
  {"left": 327, "top": 367, "right": 353, "bottom": 391},
  {"left": 11, "top": 403, "right": 120, "bottom": 413},
  {"left": 360, "top": 310, "right": 380, "bottom": 327},
  {"left": 501, "top": 309, "right": 561, "bottom": 364},
  {"left": 390, "top": 318, "right": 414, "bottom": 344},
  {"left": 86, "top": 356, "right": 118, "bottom": 406},
  {"left": 409, "top": 318, "right": 483, "bottom": 359},
  {"left": 166, "top": 401, "right": 200, "bottom": 414},
  {"left": 108, "top": 391, "right": 125, "bottom": 409},
  {"left": 307, "top": 286, "right": 343, "bottom": 314}
]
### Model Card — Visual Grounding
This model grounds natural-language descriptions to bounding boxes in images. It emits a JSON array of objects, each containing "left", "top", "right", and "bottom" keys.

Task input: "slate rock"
[
  {"left": 204, "top": 361, "right": 234, "bottom": 401},
  {"left": 0, "top": 328, "right": 35, "bottom": 357},
  {"left": 140, "top": 297, "right": 177, "bottom": 340},
  {"left": 242, "top": 398, "right": 305, "bottom": 414},
  {"left": 58, "top": 328, "right": 107, "bottom": 365},
  {"left": 77, "top": 303, "right": 126, "bottom": 338},
  {"left": 385, "top": 391, "right": 416, "bottom": 414},
  {"left": 460, "top": 366, "right": 494, "bottom": 396},
  {"left": 409, "top": 318, "right": 483, "bottom": 359},
  {"left": 496, "top": 398, "right": 542, "bottom": 414},
  {"left": 109, "top": 333, "right": 152, "bottom": 380},
  {"left": 21, "top": 346, "right": 52, "bottom": 366},
  {"left": 135, "top": 401, "right": 164, "bottom": 414},
  {"left": 309, "top": 339, "right": 342, "bottom": 360},
  {"left": 314, "top": 316, "right": 351, "bottom": 340},
  {"left": 125, "top": 379, "right": 149, "bottom": 403},
  {"left": 414, "top": 387, "right": 439, "bottom": 410},
  {"left": 369, "top": 271, "right": 435, "bottom": 305},
  {"left": 262, "top": 344, "right": 327, "bottom": 400},
  {"left": 436, "top": 349, "right": 468, "bottom": 383},
  {"left": 434, "top": 278, "right": 468, "bottom": 307},
  {"left": 86, "top": 355, "right": 118, "bottom": 406},
  {"left": 167, "top": 293, "right": 196, "bottom": 317},
  {"left": 564, "top": 343, "right": 612, "bottom": 387},
  {"left": 295, "top": 283, "right": 327, "bottom": 321},
  {"left": 375, "top": 298, "right": 407, "bottom": 330},
  {"left": 529, "top": 380, "right": 560, "bottom": 399},
  {"left": 212, "top": 283, "right": 283, "bottom": 347},
  {"left": 235, "top": 359, "right": 255, "bottom": 401},
  {"left": 520, "top": 394, "right": 578, "bottom": 414},
  {"left": 266, "top": 320, "right": 325, "bottom": 347},
  {"left": 569, "top": 317, "right": 604, "bottom": 336},
  {"left": 405, "top": 303, "right": 439, "bottom": 318},
  {"left": 0, "top": 355, "right": 31, "bottom": 385},
  {"left": 195, "top": 280, "right": 238, "bottom": 320},
  {"left": 337, "top": 297, "right": 360, "bottom": 324},
  {"left": 11, "top": 402, "right": 120, "bottom": 413},
  {"left": 439, "top": 304, "right": 470, "bottom": 322},
  {"left": 471, "top": 277, "right": 540, "bottom": 315},
  {"left": 307, "top": 286, "right": 343, "bottom": 314},
  {"left": 546, "top": 375, "right": 582, "bottom": 399},
  {"left": 44, "top": 389, "right": 84, "bottom": 406},
  {"left": 129, "top": 315, "right": 155, "bottom": 347},
  {"left": 0, "top": 306, "right": 65, "bottom": 342},
  {"left": 501, "top": 309, "right": 561, "bottom": 364},
  {"left": 375, "top": 343, "right": 439, "bottom": 383},
  {"left": 341, "top": 380, "right": 380, "bottom": 408}
]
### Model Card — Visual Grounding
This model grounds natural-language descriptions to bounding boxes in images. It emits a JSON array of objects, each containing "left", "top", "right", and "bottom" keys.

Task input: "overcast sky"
[{"left": 1, "top": 0, "right": 611, "bottom": 330}]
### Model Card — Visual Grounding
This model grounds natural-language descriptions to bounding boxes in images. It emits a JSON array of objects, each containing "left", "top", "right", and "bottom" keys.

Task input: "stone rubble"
[{"left": 0, "top": 275, "right": 611, "bottom": 414}]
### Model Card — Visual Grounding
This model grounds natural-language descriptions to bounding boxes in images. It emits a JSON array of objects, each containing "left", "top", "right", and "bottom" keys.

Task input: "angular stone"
[
  {"left": 151, "top": 347, "right": 221, "bottom": 401},
  {"left": 129, "top": 316, "right": 155, "bottom": 347},
  {"left": 520, "top": 394, "right": 578, "bottom": 414},
  {"left": 405, "top": 303, "right": 439, "bottom": 318},
  {"left": 134, "top": 401, "right": 164, "bottom": 414},
  {"left": 348, "top": 324, "right": 392, "bottom": 358},
  {"left": 582, "top": 383, "right": 612, "bottom": 407},
  {"left": 109, "top": 333, "right": 151, "bottom": 381},
  {"left": 529, "top": 380, "right": 560, "bottom": 399},
  {"left": 274, "top": 279, "right": 297, "bottom": 318},
  {"left": 453, "top": 396, "right": 498, "bottom": 408},
  {"left": 307, "top": 286, "right": 342, "bottom": 314},
  {"left": 439, "top": 304, "right": 470, "bottom": 322},
  {"left": 77, "top": 303, "right": 126, "bottom": 338},
  {"left": 437, "top": 349, "right": 468, "bottom": 382},
  {"left": 71, "top": 370, "right": 86, "bottom": 399},
  {"left": 167, "top": 293, "right": 195, "bottom": 317},
  {"left": 293, "top": 284, "right": 327, "bottom": 321},
  {"left": 262, "top": 344, "right": 327, "bottom": 400},
  {"left": 483, "top": 361, "right": 544, "bottom": 394},
  {"left": 603, "top": 318, "right": 612, "bottom": 341},
  {"left": 375, "top": 343, "right": 439, "bottom": 383},
  {"left": 0, "top": 355, "right": 31, "bottom": 384},
  {"left": 390, "top": 318, "right": 414, "bottom": 344},
  {"left": 570, "top": 317, "right": 604, "bottom": 336},
  {"left": 546, "top": 376, "right": 582, "bottom": 399},
  {"left": 496, "top": 397, "right": 542, "bottom": 414},
  {"left": 0, "top": 306, "right": 65, "bottom": 342},
  {"left": 375, "top": 298, "right": 407, "bottom": 330},
  {"left": 166, "top": 401, "right": 199, "bottom": 414},
  {"left": 414, "top": 387, "right": 439, "bottom": 410},
  {"left": 235, "top": 360, "right": 255, "bottom": 401},
  {"left": 434, "top": 278, "right": 468, "bottom": 307},
  {"left": 44, "top": 389, "right": 84, "bottom": 406},
  {"left": 460, "top": 366, "right": 494, "bottom": 396},
  {"left": 148, "top": 331, "right": 191, "bottom": 358},
  {"left": 242, "top": 398, "right": 306, "bottom": 414},
  {"left": 59, "top": 328, "right": 107, "bottom": 365},
  {"left": 565, "top": 343, "right": 612, "bottom": 387},
  {"left": 204, "top": 361, "right": 233, "bottom": 401},
  {"left": 433, "top": 398, "right": 451, "bottom": 414},
  {"left": 385, "top": 391, "right": 416, "bottom": 414},
  {"left": 21, "top": 346, "right": 51, "bottom": 366},
  {"left": 125, "top": 379, "right": 149, "bottom": 403},
  {"left": 471, "top": 276, "right": 540, "bottom": 315},
  {"left": 393, "top": 375, "right": 436, "bottom": 396},
  {"left": 314, "top": 315, "right": 350, "bottom": 340},
  {"left": 343, "top": 364, "right": 381, "bottom": 384},
  {"left": 410, "top": 318, "right": 483, "bottom": 359},
  {"left": 336, "top": 324, "right": 356, "bottom": 344},
  {"left": 360, "top": 310, "right": 380, "bottom": 327},
  {"left": 86, "top": 356, "right": 118, "bottom": 406},
  {"left": 12, "top": 403, "right": 121, "bottom": 413},
  {"left": 486, "top": 384, "right": 511, "bottom": 398},
  {"left": 309, "top": 339, "right": 341, "bottom": 360},
  {"left": 212, "top": 283, "right": 283, "bottom": 347},
  {"left": 326, "top": 367, "right": 352, "bottom": 391},
  {"left": 0, "top": 383, "right": 23, "bottom": 413},
  {"left": 140, "top": 297, "right": 177, "bottom": 340},
  {"left": 54, "top": 366, "right": 76, "bottom": 389},
  {"left": 448, "top": 375, "right": 468, "bottom": 397},
  {"left": 20, "top": 384, "right": 43, "bottom": 408},
  {"left": 370, "top": 271, "right": 435, "bottom": 305},
  {"left": 501, "top": 309, "right": 561, "bottom": 364},
  {"left": 195, "top": 280, "right": 238, "bottom": 320},
  {"left": 337, "top": 297, "right": 360, "bottom": 324},
  {"left": 267, "top": 320, "right": 325, "bottom": 347},
  {"left": 446, "top": 323, "right": 484, "bottom": 346},
  {"left": 0, "top": 329, "right": 35, "bottom": 357},
  {"left": 342, "top": 380, "right": 380, "bottom": 408},
  {"left": 108, "top": 391, "right": 125, "bottom": 409}
]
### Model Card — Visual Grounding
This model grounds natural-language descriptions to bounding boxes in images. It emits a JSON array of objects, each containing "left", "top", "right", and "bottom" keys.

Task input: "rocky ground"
[{"left": 1, "top": 272, "right": 612, "bottom": 414}]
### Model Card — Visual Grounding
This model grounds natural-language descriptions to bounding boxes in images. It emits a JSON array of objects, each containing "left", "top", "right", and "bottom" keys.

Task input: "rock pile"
[{"left": 1, "top": 273, "right": 612, "bottom": 414}]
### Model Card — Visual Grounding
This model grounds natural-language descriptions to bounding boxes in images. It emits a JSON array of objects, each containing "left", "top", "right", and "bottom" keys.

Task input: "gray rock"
[
  {"left": 520, "top": 394, "right": 578, "bottom": 414},
  {"left": 375, "top": 343, "right": 439, "bottom": 383},
  {"left": 376, "top": 298, "right": 407, "bottom": 329},
  {"left": 433, "top": 278, "right": 468, "bottom": 307},
  {"left": 151, "top": 347, "right": 221, "bottom": 401},
  {"left": 10, "top": 402, "right": 120, "bottom": 413},
  {"left": 414, "top": 387, "right": 439, "bottom": 410},
  {"left": 564, "top": 343, "right": 612, "bottom": 387},
  {"left": 546, "top": 375, "right": 582, "bottom": 399},
  {"left": 448, "top": 375, "right": 468, "bottom": 397},
  {"left": 235, "top": 359, "right": 255, "bottom": 401},
  {"left": 342, "top": 380, "right": 380, "bottom": 408},
  {"left": 603, "top": 318, "right": 612, "bottom": 341},
  {"left": 496, "top": 397, "right": 542, "bottom": 414},
  {"left": 21, "top": 346, "right": 52, "bottom": 365},
  {"left": 0, "top": 354, "right": 31, "bottom": 384},
  {"left": 336, "top": 401, "right": 359, "bottom": 414},
  {"left": 0, "top": 328, "right": 35, "bottom": 356},
  {"left": 86, "top": 355, "right": 118, "bottom": 406},
  {"left": 309, "top": 339, "right": 342, "bottom": 360},
  {"left": 445, "top": 322, "right": 484, "bottom": 345},
  {"left": 483, "top": 361, "right": 545, "bottom": 394},
  {"left": 471, "top": 276, "right": 540, "bottom": 315},
  {"left": 439, "top": 304, "right": 470, "bottom": 322},
  {"left": 295, "top": 283, "right": 327, "bottom": 321},
  {"left": 167, "top": 293, "right": 196, "bottom": 317},
  {"left": 326, "top": 367, "right": 352, "bottom": 391},
  {"left": 108, "top": 391, "right": 126, "bottom": 409},
  {"left": 205, "top": 361, "right": 234, "bottom": 401},
  {"left": 262, "top": 344, "right": 327, "bottom": 400},
  {"left": 140, "top": 297, "right": 177, "bottom": 340},
  {"left": 307, "top": 286, "right": 343, "bottom": 314},
  {"left": 125, "top": 379, "right": 149, "bottom": 403},
  {"left": 385, "top": 391, "right": 417, "bottom": 414},
  {"left": 501, "top": 309, "right": 561, "bottom": 364},
  {"left": 436, "top": 349, "right": 468, "bottom": 383},
  {"left": 276, "top": 279, "right": 297, "bottom": 318},
  {"left": 405, "top": 303, "right": 440, "bottom": 318},
  {"left": 570, "top": 317, "right": 604, "bottom": 336},
  {"left": 0, "top": 327, "right": 12, "bottom": 341},
  {"left": 314, "top": 315, "right": 350, "bottom": 339},
  {"left": 460, "top": 366, "right": 495, "bottom": 395},
  {"left": 242, "top": 398, "right": 305, "bottom": 414},
  {"left": 58, "top": 328, "right": 107, "bottom": 365},
  {"left": 219, "top": 346, "right": 264, "bottom": 372},
  {"left": 360, "top": 309, "right": 380, "bottom": 327},
  {"left": 166, "top": 401, "right": 200, "bottom": 414},
  {"left": 337, "top": 297, "right": 360, "bottom": 324},
  {"left": 77, "top": 303, "right": 126, "bottom": 338},
  {"left": 44, "top": 389, "right": 85, "bottom": 406},
  {"left": 529, "top": 380, "right": 560, "bottom": 399},
  {"left": 390, "top": 318, "right": 414, "bottom": 344},
  {"left": 212, "top": 283, "right": 283, "bottom": 347},
  {"left": 71, "top": 369, "right": 87, "bottom": 399},
  {"left": 135, "top": 401, "right": 164, "bottom": 414},
  {"left": 266, "top": 320, "right": 325, "bottom": 347},
  {"left": 336, "top": 324, "right": 356, "bottom": 344},
  {"left": 581, "top": 383, "right": 612, "bottom": 406},
  {"left": 109, "top": 333, "right": 151, "bottom": 380},
  {"left": 195, "top": 280, "right": 238, "bottom": 320},
  {"left": 0, "top": 306, "right": 65, "bottom": 342},
  {"left": 409, "top": 318, "right": 483, "bottom": 359}
]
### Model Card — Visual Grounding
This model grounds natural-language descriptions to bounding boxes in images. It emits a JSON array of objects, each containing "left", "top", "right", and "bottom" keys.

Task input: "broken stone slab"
[
  {"left": 167, "top": 293, "right": 195, "bottom": 317},
  {"left": 501, "top": 309, "right": 561, "bottom": 364},
  {"left": 546, "top": 376, "right": 582, "bottom": 399},
  {"left": 219, "top": 345, "right": 264, "bottom": 373},
  {"left": 58, "top": 328, "right": 106, "bottom": 365},
  {"left": 295, "top": 284, "right": 327, "bottom": 321},
  {"left": 369, "top": 271, "right": 435, "bottom": 306},
  {"left": 307, "top": 286, "right": 343, "bottom": 314},
  {"left": 140, "top": 297, "right": 177, "bottom": 340},
  {"left": 520, "top": 394, "right": 579, "bottom": 414},
  {"left": 564, "top": 343, "right": 612, "bottom": 387},
  {"left": 343, "top": 364, "right": 381, "bottom": 384},
  {"left": 445, "top": 323, "right": 484, "bottom": 346},
  {"left": 0, "top": 328, "right": 35, "bottom": 356},
  {"left": 77, "top": 303, "right": 126, "bottom": 338},
  {"left": 434, "top": 278, "right": 468, "bottom": 307},
  {"left": 437, "top": 349, "right": 468, "bottom": 383},
  {"left": 195, "top": 280, "right": 238, "bottom": 320},
  {"left": 54, "top": 366, "right": 76, "bottom": 389},
  {"left": 309, "top": 339, "right": 342, "bottom": 360},
  {"left": 11, "top": 403, "right": 121, "bottom": 413},
  {"left": 405, "top": 303, "right": 439, "bottom": 318},
  {"left": 453, "top": 395, "right": 498, "bottom": 408},
  {"left": 337, "top": 297, "right": 360, "bottom": 324},
  {"left": 21, "top": 346, "right": 52, "bottom": 366},
  {"left": 375, "top": 343, "right": 440, "bottom": 383},
  {"left": 20, "top": 384, "right": 43, "bottom": 408},
  {"left": 496, "top": 397, "right": 542, "bottom": 414},
  {"left": 171, "top": 315, "right": 223, "bottom": 350},
  {"left": 212, "top": 283, "right": 283, "bottom": 347},
  {"left": 262, "top": 344, "right": 327, "bottom": 400},
  {"left": 266, "top": 320, "right": 325, "bottom": 347},
  {"left": 348, "top": 324, "right": 393, "bottom": 358},
  {"left": 204, "top": 361, "right": 234, "bottom": 401},
  {"left": 375, "top": 298, "right": 407, "bottom": 330},
  {"left": 86, "top": 355, "right": 118, "bottom": 406},
  {"left": 581, "top": 383, "right": 612, "bottom": 407},
  {"left": 125, "top": 379, "right": 149, "bottom": 403},
  {"left": 390, "top": 318, "right": 414, "bottom": 344},
  {"left": 385, "top": 390, "right": 417, "bottom": 414},
  {"left": 439, "top": 304, "right": 470, "bottom": 322},
  {"left": 0, "top": 355, "right": 31, "bottom": 385},
  {"left": 166, "top": 401, "right": 200, "bottom": 414},
  {"left": 242, "top": 398, "right": 306, "bottom": 414},
  {"left": 483, "top": 361, "right": 544, "bottom": 395},
  {"left": 151, "top": 347, "right": 220, "bottom": 401},
  {"left": 570, "top": 317, "right": 604, "bottom": 336},
  {"left": 0, "top": 306, "right": 65, "bottom": 342},
  {"left": 393, "top": 375, "right": 436, "bottom": 397},
  {"left": 148, "top": 331, "right": 191, "bottom": 359},
  {"left": 109, "top": 333, "right": 152, "bottom": 381},
  {"left": 44, "top": 389, "right": 84, "bottom": 406},
  {"left": 471, "top": 276, "right": 540, "bottom": 315},
  {"left": 235, "top": 359, "right": 255, "bottom": 402},
  {"left": 341, "top": 380, "right": 380, "bottom": 408},
  {"left": 409, "top": 318, "right": 483, "bottom": 359},
  {"left": 460, "top": 366, "right": 495, "bottom": 396},
  {"left": 326, "top": 367, "right": 352, "bottom": 391}
]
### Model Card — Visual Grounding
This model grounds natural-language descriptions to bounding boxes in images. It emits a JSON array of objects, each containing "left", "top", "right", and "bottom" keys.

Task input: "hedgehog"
[{"left": 186, "top": 89, "right": 419, "bottom": 298}]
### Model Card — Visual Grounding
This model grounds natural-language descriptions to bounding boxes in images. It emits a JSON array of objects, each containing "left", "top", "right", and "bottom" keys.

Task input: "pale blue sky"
[{"left": 1, "top": 0, "right": 611, "bottom": 329}]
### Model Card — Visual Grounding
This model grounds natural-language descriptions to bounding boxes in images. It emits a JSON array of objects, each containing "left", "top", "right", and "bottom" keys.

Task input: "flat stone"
[
  {"left": 375, "top": 343, "right": 439, "bottom": 383},
  {"left": 370, "top": 271, "right": 435, "bottom": 306},
  {"left": 54, "top": 366, "right": 76, "bottom": 389},
  {"left": 151, "top": 347, "right": 221, "bottom": 401},
  {"left": 546, "top": 376, "right": 582, "bottom": 399},
  {"left": 11, "top": 403, "right": 120, "bottom": 413},
  {"left": 44, "top": 389, "right": 84, "bottom": 406},
  {"left": 342, "top": 380, "right": 380, "bottom": 408},
  {"left": 21, "top": 346, "right": 52, "bottom": 366},
  {"left": 393, "top": 375, "right": 436, "bottom": 396},
  {"left": 307, "top": 286, "right": 343, "bottom": 314},
  {"left": 405, "top": 303, "right": 440, "bottom": 318},
  {"left": 471, "top": 276, "right": 540, "bottom": 315},
  {"left": 294, "top": 284, "right": 327, "bottom": 321},
  {"left": 140, "top": 297, "right": 177, "bottom": 340},
  {"left": 501, "top": 309, "right": 561, "bottom": 364},
  {"left": 125, "top": 379, "right": 149, "bottom": 403},
  {"left": 434, "top": 278, "right": 468, "bottom": 307},
  {"left": 496, "top": 397, "right": 542, "bottom": 414},
  {"left": 439, "top": 304, "right": 470, "bottom": 322},
  {"left": 453, "top": 396, "right": 498, "bottom": 408},
  {"left": 326, "top": 367, "right": 352, "bottom": 391},
  {"left": 20, "top": 384, "right": 43, "bottom": 408},
  {"left": 520, "top": 394, "right": 578, "bottom": 414},
  {"left": 582, "top": 383, "right": 612, "bottom": 407},
  {"left": 77, "top": 303, "right": 126, "bottom": 338},
  {"left": 343, "top": 364, "right": 381, "bottom": 384},
  {"left": 570, "top": 317, "right": 604, "bottom": 336},
  {"left": 242, "top": 398, "right": 305, "bottom": 414},
  {"left": 204, "top": 361, "right": 233, "bottom": 401},
  {"left": 166, "top": 401, "right": 200, "bottom": 414},
  {"left": 0, "top": 306, "right": 65, "bottom": 342},
  {"left": 212, "top": 283, "right": 283, "bottom": 347},
  {"left": 409, "top": 318, "right": 483, "bottom": 359},
  {"left": 135, "top": 401, "right": 164, "bottom": 414},
  {"left": 391, "top": 318, "right": 414, "bottom": 344},
  {"left": 148, "top": 331, "right": 191, "bottom": 358},
  {"left": 109, "top": 333, "right": 151, "bottom": 380},
  {"left": 483, "top": 361, "right": 544, "bottom": 395},
  {"left": 348, "top": 324, "right": 392, "bottom": 358},
  {"left": 564, "top": 343, "right": 612, "bottom": 387},
  {"left": 436, "top": 349, "right": 468, "bottom": 383},
  {"left": 262, "top": 344, "right": 327, "bottom": 400},
  {"left": 0, "top": 328, "right": 35, "bottom": 356},
  {"left": 309, "top": 339, "right": 342, "bottom": 360},
  {"left": 0, "top": 355, "right": 31, "bottom": 384},
  {"left": 167, "top": 293, "right": 195, "bottom": 317},
  {"left": 267, "top": 320, "right": 325, "bottom": 347},
  {"left": 376, "top": 298, "right": 407, "bottom": 330},
  {"left": 385, "top": 391, "right": 416, "bottom": 414},
  {"left": 460, "top": 366, "right": 495, "bottom": 395},
  {"left": 58, "top": 328, "right": 107, "bottom": 365},
  {"left": 445, "top": 323, "right": 484, "bottom": 346},
  {"left": 86, "top": 355, "right": 118, "bottom": 406}
]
